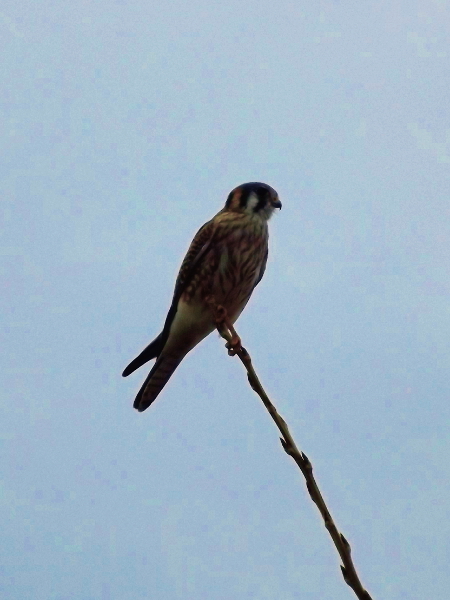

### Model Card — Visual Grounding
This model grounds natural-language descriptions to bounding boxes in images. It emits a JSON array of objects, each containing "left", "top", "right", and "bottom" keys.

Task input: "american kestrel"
[{"left": 123, "top": 182, "right": 281, "bottom": 412}]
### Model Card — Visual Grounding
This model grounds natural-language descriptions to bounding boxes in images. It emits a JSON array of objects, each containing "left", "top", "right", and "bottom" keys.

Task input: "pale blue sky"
[{"left": 2, "top": 2, "right": 450, "bottom": 599}]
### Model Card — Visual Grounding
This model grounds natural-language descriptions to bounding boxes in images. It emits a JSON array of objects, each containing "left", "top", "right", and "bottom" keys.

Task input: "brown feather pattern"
[{"left": 123, "top": 182, "right": 280, "bottom": 411}]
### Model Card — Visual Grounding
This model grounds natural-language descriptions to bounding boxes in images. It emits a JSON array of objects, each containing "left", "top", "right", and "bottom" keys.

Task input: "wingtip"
[{"left": 122, "top": 360, "right": 139, "bottom": 377}]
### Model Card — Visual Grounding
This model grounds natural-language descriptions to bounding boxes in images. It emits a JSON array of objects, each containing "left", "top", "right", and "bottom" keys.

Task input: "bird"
[{"left": 122, "top": 182, "right": 282, "bottom": 412}]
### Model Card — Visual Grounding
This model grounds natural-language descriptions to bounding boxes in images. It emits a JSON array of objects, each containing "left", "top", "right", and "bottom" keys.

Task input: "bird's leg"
[
  {"left": 223, "top": 320, "right": 242, "bottom": 356},
  {"left": 205, "top": 296, "right": 242, "bottom": 356}
]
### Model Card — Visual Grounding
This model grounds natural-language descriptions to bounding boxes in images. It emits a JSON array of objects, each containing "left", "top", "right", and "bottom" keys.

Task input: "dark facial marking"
[
  {"left": 226, "top": 182, "right": 276, "bottom": 212},
  {"left": 254, "top": 186, "right": 270, "bottom": 212},
  {"left": 239, "top": 186, "right": 252, "bottom": 208}
]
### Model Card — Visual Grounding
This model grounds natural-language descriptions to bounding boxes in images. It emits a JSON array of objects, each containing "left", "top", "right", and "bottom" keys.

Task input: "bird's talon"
[{"left": 226, "top": 335, "right": 242, "bottom": 356}]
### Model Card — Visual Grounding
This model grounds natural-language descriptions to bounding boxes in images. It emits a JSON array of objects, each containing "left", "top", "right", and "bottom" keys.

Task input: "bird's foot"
[
  {"left": 205, "top": 297, "right": 242, "bottom": 356},
  {"left": 217, "top": 307, "right": 242, "bottom": 355},
  {"left": 225, "top": 331, "right": 242, "bottom": 356},
  {"left": 205, "top": 296, "right": 227, "bottom": 325}
]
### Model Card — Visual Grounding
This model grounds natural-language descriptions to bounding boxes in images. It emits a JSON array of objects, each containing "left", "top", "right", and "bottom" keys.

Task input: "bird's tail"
[{"left": 133, "top": 353, "right": 184, "bottom": 412}]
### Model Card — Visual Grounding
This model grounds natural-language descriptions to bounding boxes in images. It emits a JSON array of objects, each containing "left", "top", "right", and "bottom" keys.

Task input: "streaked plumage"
[{"left": 123, "top": 182, "right": 281, "bottom": 412}]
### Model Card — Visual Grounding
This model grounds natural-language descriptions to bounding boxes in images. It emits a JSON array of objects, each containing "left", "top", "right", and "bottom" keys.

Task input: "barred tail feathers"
[{"left": 133, "top": 353, "right": 184, "bottom": 412}]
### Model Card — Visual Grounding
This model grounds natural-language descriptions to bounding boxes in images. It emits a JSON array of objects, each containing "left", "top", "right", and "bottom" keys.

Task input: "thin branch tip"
[{"left": 211, "top": 305, "right": 374, "bottom": 600}]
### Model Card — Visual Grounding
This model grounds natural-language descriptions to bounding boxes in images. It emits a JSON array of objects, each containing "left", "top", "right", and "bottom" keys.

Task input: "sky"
[{"left": 1, "top": 1, "right": 450, "bottom": 599}]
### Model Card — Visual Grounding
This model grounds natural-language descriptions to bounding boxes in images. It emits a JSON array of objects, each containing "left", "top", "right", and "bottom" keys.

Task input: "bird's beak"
[{"left": 272, "top": 198, "right": 282, "bottom": 209}]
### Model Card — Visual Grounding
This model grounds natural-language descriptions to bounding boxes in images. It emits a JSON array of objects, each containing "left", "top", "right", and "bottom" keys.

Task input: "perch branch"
[{"left": 215, "top": 316, "right": 374, "bottom": 600}]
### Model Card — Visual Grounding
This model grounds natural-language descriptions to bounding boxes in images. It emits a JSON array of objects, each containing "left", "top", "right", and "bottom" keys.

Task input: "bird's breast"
[
  {"left": 181, "top": 216, "right": 268, "bottom": 324},
  {"left": 211, "top": 225, "right": 268, "bottom": 319}
]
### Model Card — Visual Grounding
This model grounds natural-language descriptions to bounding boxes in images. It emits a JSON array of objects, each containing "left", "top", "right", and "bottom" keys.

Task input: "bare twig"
[{"left": 215, "top": 319, "right": 374, "bottom": 600}]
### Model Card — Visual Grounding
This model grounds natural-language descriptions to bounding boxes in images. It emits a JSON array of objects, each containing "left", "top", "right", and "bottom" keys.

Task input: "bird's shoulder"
[
  {"left": 172, "top": 215, "right": 217, "bottom": 296},
  {"left": 178, "top": 211, "right": 242, "bottom": 266},
  {"left": 173, "top": 208, "right": 262, "bottom": 295}
]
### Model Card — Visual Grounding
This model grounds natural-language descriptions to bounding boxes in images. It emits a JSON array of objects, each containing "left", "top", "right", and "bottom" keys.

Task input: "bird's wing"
[
  {"left": 158, "top": 217, "right": 218, "bottom": 345},
  {"left": 122, "top": 332, "right": 164, "bottom": 377},
  {"left": 173, "top": 218, "right": 217, "bottom": 298},
  {"left": 122, "top": 217, "right": 218, "bottom": 377},
  {"left": 253, "top": 246, "right": 268, "bottom": 288}
]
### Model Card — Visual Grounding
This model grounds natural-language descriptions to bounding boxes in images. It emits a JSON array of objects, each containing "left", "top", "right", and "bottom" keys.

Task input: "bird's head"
[{"left": 225, "top": 182, "right": 282, "bottom": 220}]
